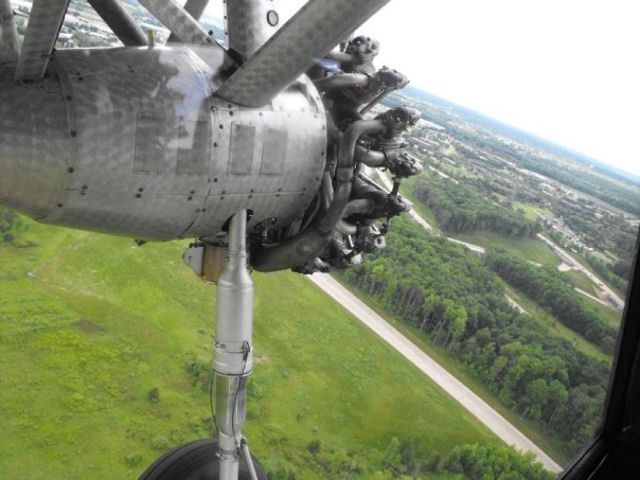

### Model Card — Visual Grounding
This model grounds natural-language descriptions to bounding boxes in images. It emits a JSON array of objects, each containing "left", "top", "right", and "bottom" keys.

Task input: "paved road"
[
  {"left": 505, "top": 294, "right": 528, "bottom": 315},
  {"left": 447, "top": 236, "right": 486, "bottom": 254},
  {"left": 309, "top": 273, "right": 563, "bottom": 474},
  {"left": 537, "top": 234, "right": 625, "bottom": 311},
  {"left": 575, "top": 287, "right": 616, "bottom": 309}
]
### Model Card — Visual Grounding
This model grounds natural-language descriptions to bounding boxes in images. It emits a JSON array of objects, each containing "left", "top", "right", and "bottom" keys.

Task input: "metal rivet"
[{"left": 267, "top": 10, "right": 279, "bottom": 26}]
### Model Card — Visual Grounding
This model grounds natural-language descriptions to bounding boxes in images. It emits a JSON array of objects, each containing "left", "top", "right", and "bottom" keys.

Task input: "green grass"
[
  {"left": 501, "top": 286, "right": 612, "bottom": 364},
  {"left": 563, "top": 269, "right": 597, "bottom": 294},
  {"left": 397, "top": 174, "right": 441, "bottom": 232},
  {"left": 512, "top": 202, "right": 547, "bottom": 222},
  {"left": 453, "top": 231, "right": 561, "bottom": 267},
  {"left": 0, "top": 219, "right": 496, "bottom": 479},
  {"left": 441, "top": 164, "right": 478, "bottom": 180},
  {"left": 577, "top": 294, "right": 623, "bottom": 328},
  {"left": 569, "top": 250, "right": 627, "bottom": 300},
  {"left": 331, "top": 274, "right": 571, "bottom": 467}
]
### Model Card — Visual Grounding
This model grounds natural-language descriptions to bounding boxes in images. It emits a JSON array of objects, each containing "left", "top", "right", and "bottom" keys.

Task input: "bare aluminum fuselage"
[{"left": 0, "top": 45, "right": 326, "bottom": 240}]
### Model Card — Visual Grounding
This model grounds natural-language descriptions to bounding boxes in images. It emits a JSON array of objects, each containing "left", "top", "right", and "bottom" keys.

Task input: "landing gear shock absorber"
[{"left": 140, "top": 211, "right": 265, "bottom": 480}]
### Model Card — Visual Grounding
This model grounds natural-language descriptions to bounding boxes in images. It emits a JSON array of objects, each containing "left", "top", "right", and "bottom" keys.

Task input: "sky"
[
  {"left": 359, "top": 0, "right": 640, "bottom": 177},
  {"left": 207, "top": 0, "right": 640, "bottom": 177}
]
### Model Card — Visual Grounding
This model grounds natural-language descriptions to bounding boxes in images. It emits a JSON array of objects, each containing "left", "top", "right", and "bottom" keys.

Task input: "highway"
[{"left": 309, "top": 273, "right": 563, "bottom": 474}]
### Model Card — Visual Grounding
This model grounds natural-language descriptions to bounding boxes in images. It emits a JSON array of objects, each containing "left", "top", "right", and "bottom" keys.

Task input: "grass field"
[
  {"left": 453, "top": 231, "right": 561, "bottom": 267},
  {"left": 577, "top": 294, "right": 623, "bottom": 329},
  {"left": 397, "top": 175, "right": 442, "bottom": 232},
  {"left": 332, "top": 275, "right": 571, "bottom": 466},
  {"left": 512, "top": 202, "right": 548, "bottom": 222},
  {"left": 501, "top": 286, "right": 612, "bottom": 364},
  {"left": 563, "top": 269, "right": 597, "bottom": 294},
  {"left": 0, "top": 219, "right": 497, "bottom": 479},
  {"left": 570, "top": 250, "right": 627, "bottom": 300}
]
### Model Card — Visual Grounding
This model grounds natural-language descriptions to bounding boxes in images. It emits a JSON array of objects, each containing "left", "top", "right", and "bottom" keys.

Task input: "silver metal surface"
[
  {"left": 137, "top": 0, "right": 217, "bottom": 47},
  {"left": 225, "top": 0, "right": 280, "bottom": 58},
  {"left": 14, "top": 0, "right": 69, "bottom": 81},
  {"left": 86, "top": 0, "right": 147, "bottom": 46},
  {"left": 213, "top": 210, "right": 252, "bottom": 479},
  {"left": 183, "top": 244, "right": 204, "bottom": 276},
  {"left": 214, "top": 210, "right": 254, "bottom": 375},
  {"left": 0, "top": 45, "right": 325, "bottom": 240},
  {"left": 167, "top": 0, "right": 209, "bottom": 43},
  {"left": 241, "top": 440, "right": 259, "bottom": 480},
  {"left": 215, "top": 0, "right": 390, "bottom": 107},
  {"left": 0, "top": 60, "right": 71, "bottom": 218},
  {"left": 0, "top": 0, "right": 20, "bottom": 64},
  {"left": 215, "top": 374, "right": 243, "bottom": 479}
]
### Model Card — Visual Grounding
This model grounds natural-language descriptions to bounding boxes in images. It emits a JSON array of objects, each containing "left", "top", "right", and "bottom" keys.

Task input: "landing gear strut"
[{"left": 140, "top": 211, "right": 266, "bottom": 480}]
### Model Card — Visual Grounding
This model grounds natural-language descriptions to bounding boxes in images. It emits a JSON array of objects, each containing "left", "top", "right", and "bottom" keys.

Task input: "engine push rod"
[{"left": 213, "top": 209, "right": 258, "bottom": 480}]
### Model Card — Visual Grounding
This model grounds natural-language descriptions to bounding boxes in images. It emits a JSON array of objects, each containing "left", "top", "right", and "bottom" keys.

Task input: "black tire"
[{"left": 139, "top": 438, "right": 268, "bottom": 480}]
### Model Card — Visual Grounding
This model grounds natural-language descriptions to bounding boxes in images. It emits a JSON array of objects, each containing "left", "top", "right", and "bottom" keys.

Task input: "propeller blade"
[
  {"left": 86, "top": 0, "right": 147, "bottom": 46},
  {"left": 15, "top": 0, "right": 70, "bottom": 81},
  {"left": 137, "top": 0, "right": 219, "bottom": 47},
  {"left": 225, "top": 0, "right": 280, "bottom": 58},
  {"left": 1, "top": 0, "right": 20, "bottom": 64},
  {"left": 215, "top": 0, "right": 390, "bottom": 107},
  {"left": 167, "top": 0, "right": 209, "bottom": 43}
]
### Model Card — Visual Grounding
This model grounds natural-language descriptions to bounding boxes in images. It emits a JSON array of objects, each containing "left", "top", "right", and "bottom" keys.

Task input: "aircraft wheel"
[{"left": 139, "top": 438, "right": 267, "bottom": 480}]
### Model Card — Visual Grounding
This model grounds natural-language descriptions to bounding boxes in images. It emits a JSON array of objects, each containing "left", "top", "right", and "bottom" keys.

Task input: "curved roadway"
[{"left": 309, "top": 273, "right": 563, "bottom": 474}]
